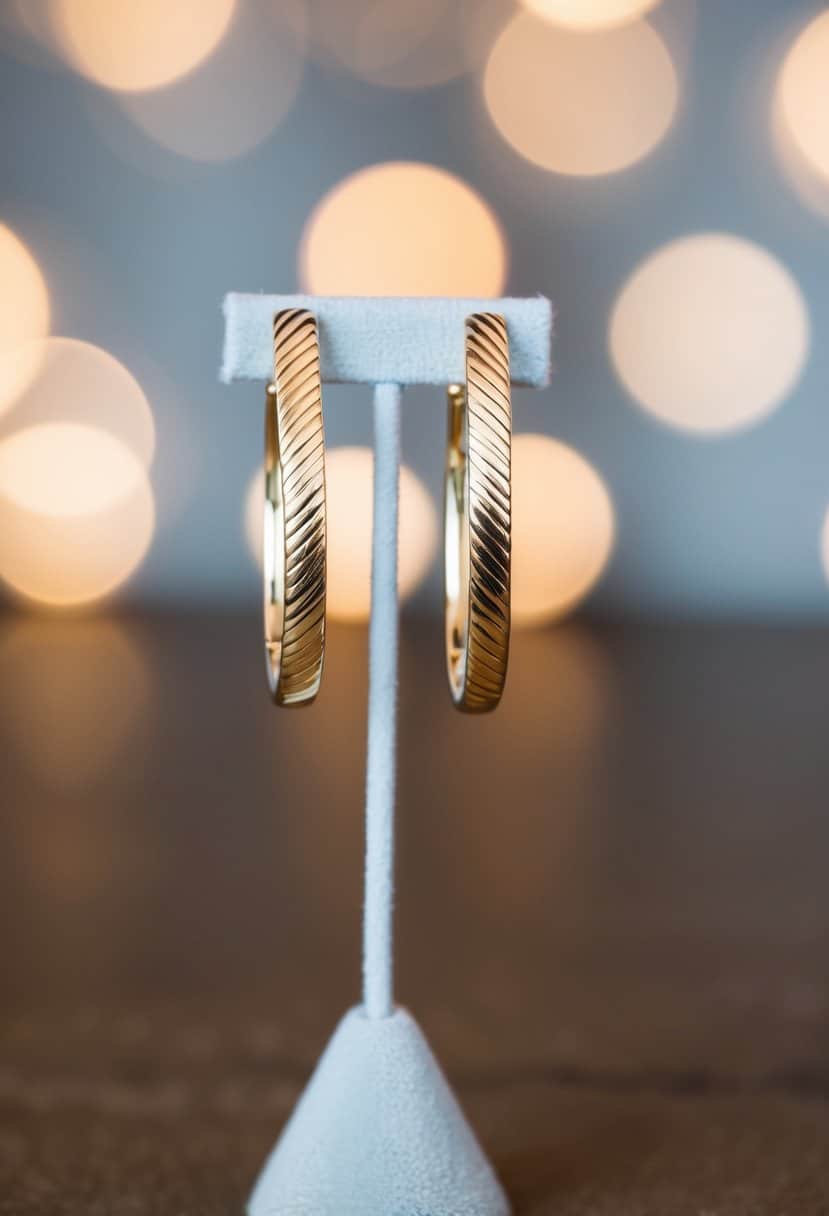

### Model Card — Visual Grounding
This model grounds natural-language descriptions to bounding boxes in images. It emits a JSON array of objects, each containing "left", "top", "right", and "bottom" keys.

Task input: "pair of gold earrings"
[{"left": 262, "top": 307, "right": 511, "bottom": 713}]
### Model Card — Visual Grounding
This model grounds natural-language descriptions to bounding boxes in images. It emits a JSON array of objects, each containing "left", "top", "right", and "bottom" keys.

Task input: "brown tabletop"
[{"left": 1, "top": 612, "right": 828, "bottom": 1213}]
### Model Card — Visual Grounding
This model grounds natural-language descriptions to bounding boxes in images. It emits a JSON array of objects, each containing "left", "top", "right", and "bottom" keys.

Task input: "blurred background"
[
  {"left": 2, "top": 0, "right": 829, "bottom": 623},
  {"left": 4, "top": 4, "right": 829, "bottom": 1210}
]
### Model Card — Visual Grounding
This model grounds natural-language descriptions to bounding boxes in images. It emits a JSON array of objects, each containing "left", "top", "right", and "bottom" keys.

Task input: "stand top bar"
[{"left": 221, "top": 294, "right": 553, "bottom": 388}]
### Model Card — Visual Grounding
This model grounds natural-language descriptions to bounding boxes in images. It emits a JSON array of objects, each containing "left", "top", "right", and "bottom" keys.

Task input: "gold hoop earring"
[
  {"left": 264, "top": 308, "right": 326, "bottom": 706},
  {"left": 444, "top": 313, "right": 511, "bottom": 713}
]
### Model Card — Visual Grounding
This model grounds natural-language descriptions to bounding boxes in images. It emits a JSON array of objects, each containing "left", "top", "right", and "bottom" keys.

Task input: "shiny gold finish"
[
  {"left": 444, "top": 313, "right": 511, "bottom": 712},
  {"left": 264, "top": 308, "right": 326, "bottom": 705}
]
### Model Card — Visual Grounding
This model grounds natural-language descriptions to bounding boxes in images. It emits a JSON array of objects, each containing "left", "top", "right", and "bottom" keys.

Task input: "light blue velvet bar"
[{"left": 221, "top": 293, "right": 553, "bottom": 387}]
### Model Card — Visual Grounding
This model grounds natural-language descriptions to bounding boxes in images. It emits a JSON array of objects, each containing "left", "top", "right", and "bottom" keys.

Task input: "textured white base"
[{"left": 248, "top": 1006, "right": 511, "bottom": 1216}]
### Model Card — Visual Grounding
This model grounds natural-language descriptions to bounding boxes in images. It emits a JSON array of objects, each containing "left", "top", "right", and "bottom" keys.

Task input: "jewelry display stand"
[{"left": 222, "top": 294, "right": 552, "bottom": 1216}]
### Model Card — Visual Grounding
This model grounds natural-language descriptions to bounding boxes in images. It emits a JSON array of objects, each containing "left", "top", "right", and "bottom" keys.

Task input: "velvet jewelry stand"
[{"left": 221, "top": 295, "right": 553, "bottom": 1216}]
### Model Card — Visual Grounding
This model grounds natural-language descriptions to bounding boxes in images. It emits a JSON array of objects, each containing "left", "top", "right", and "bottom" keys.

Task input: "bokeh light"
[
  {"left": 820, "top": 508, "right": 829, "bottom": 592},
  {"left": 245, "top": 446, "right": 438, "bottom": 623},
  {"left": 0, "top": 619, "right": 149, "bottom": 788},
  {"left": 819, "top": 503, "right": 829, "bottom": 586},
  {"left": 0, "top": 224, "right": 50, "bottom": 416},
  {"left": 610, "top": 233, "right": 809, "bottom": 434},
  {"left": 309, "top": 0, "right": 499, "bottom": 90},
  {"left": 774, "top": 11, "right": 829, "bottom": 219},
  {"left": 483, "top": 12, "right": 677, "bottom": 176},
  {"left": 777, "top": 12, "right": 829, "bottom": 185},
  {"left": 53, "top": 0, "right": 237, "bottom": 92},
  {"left": 300, "top": 162, "right": 507, "bottom": 295},
  {"left": 112, "top": 1, "right": 306, "bottom": 162},
  {"left": 519, "top": 0, "right": 661, "bottom": 30},
  {"left": 2, "top": 337, "right": 155, "bottom": 467},
  {"left": 0, "top": 422, "right": 143, "bottom": 515},
  {"left": 512, "top": 435, "right": 614, "bottom": 626},
  {"left": 0, "top": 423, "right": 155, "bottom": 606}
]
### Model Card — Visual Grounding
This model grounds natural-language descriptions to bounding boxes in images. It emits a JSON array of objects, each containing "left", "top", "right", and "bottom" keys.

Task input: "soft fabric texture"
[
  {"left": 363, "top": 384, "right": 400, "bottom": 1020},
  {"left": 247, "top": 1006, "right": 511, "bottom": 1216},
  {"left": 221, "top": 294, "right": 553, "bottom": 387}
]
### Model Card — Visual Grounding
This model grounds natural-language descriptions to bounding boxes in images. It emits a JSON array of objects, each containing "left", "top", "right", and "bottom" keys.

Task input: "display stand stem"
[
  {"left": 362, "top": 382, "right": 401, "bottom": 1019},
  {"left": 223, "top": 295, "right": 550, "bottom": 1216}
]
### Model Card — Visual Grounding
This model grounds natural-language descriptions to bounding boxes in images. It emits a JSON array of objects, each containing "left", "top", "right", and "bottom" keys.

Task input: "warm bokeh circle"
[
  {"left": 777, "top": 11, "right": 829, "bottom": 186},
  {"left": 0, "top": 224, "right": 50, "bottom": 416},
  {"left": 53, "top": 0, "right": 237, "bottom": 92},
  {"left": 0, "top": 423, "right": 155, "bottom": 606},
  {"left": 519, "top": 0, "right": 661, "bottom": 30},
  {"left": 300, "top": 162, "right": 507, "bottom": 296},
  {"left": 484, "top": 12, "right": 677, "bottom": 176},
  {"left": 512, "top": 434, "right": 615, "bottom": 625},
  {"left": 610, "top": 233, "right": 809, "bottom": 434}
]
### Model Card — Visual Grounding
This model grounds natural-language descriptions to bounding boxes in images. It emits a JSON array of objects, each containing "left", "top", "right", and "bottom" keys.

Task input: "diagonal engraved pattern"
[
  {"left": 267, "top": 308, "right": 326, "bottom": 705},
  {"left": 463, "top": 312, "right": 511, "bottom": 711}
]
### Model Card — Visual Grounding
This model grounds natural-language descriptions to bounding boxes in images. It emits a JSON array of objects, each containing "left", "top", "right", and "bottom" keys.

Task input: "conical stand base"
[{"left": 248, "top": 1005, "right": 511, "bottom": 1216}]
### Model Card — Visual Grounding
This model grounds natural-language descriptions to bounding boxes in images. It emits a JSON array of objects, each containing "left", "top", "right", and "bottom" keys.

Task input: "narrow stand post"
[
  {"left": 223, "top": 293, "right": 553, "bottom": 1216},
  {"left": 246, "top": 384, "right": 510, "bottom": 1216},
  {"left": 363, "top": 382, "right": 401, "bottom": 1019}
]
